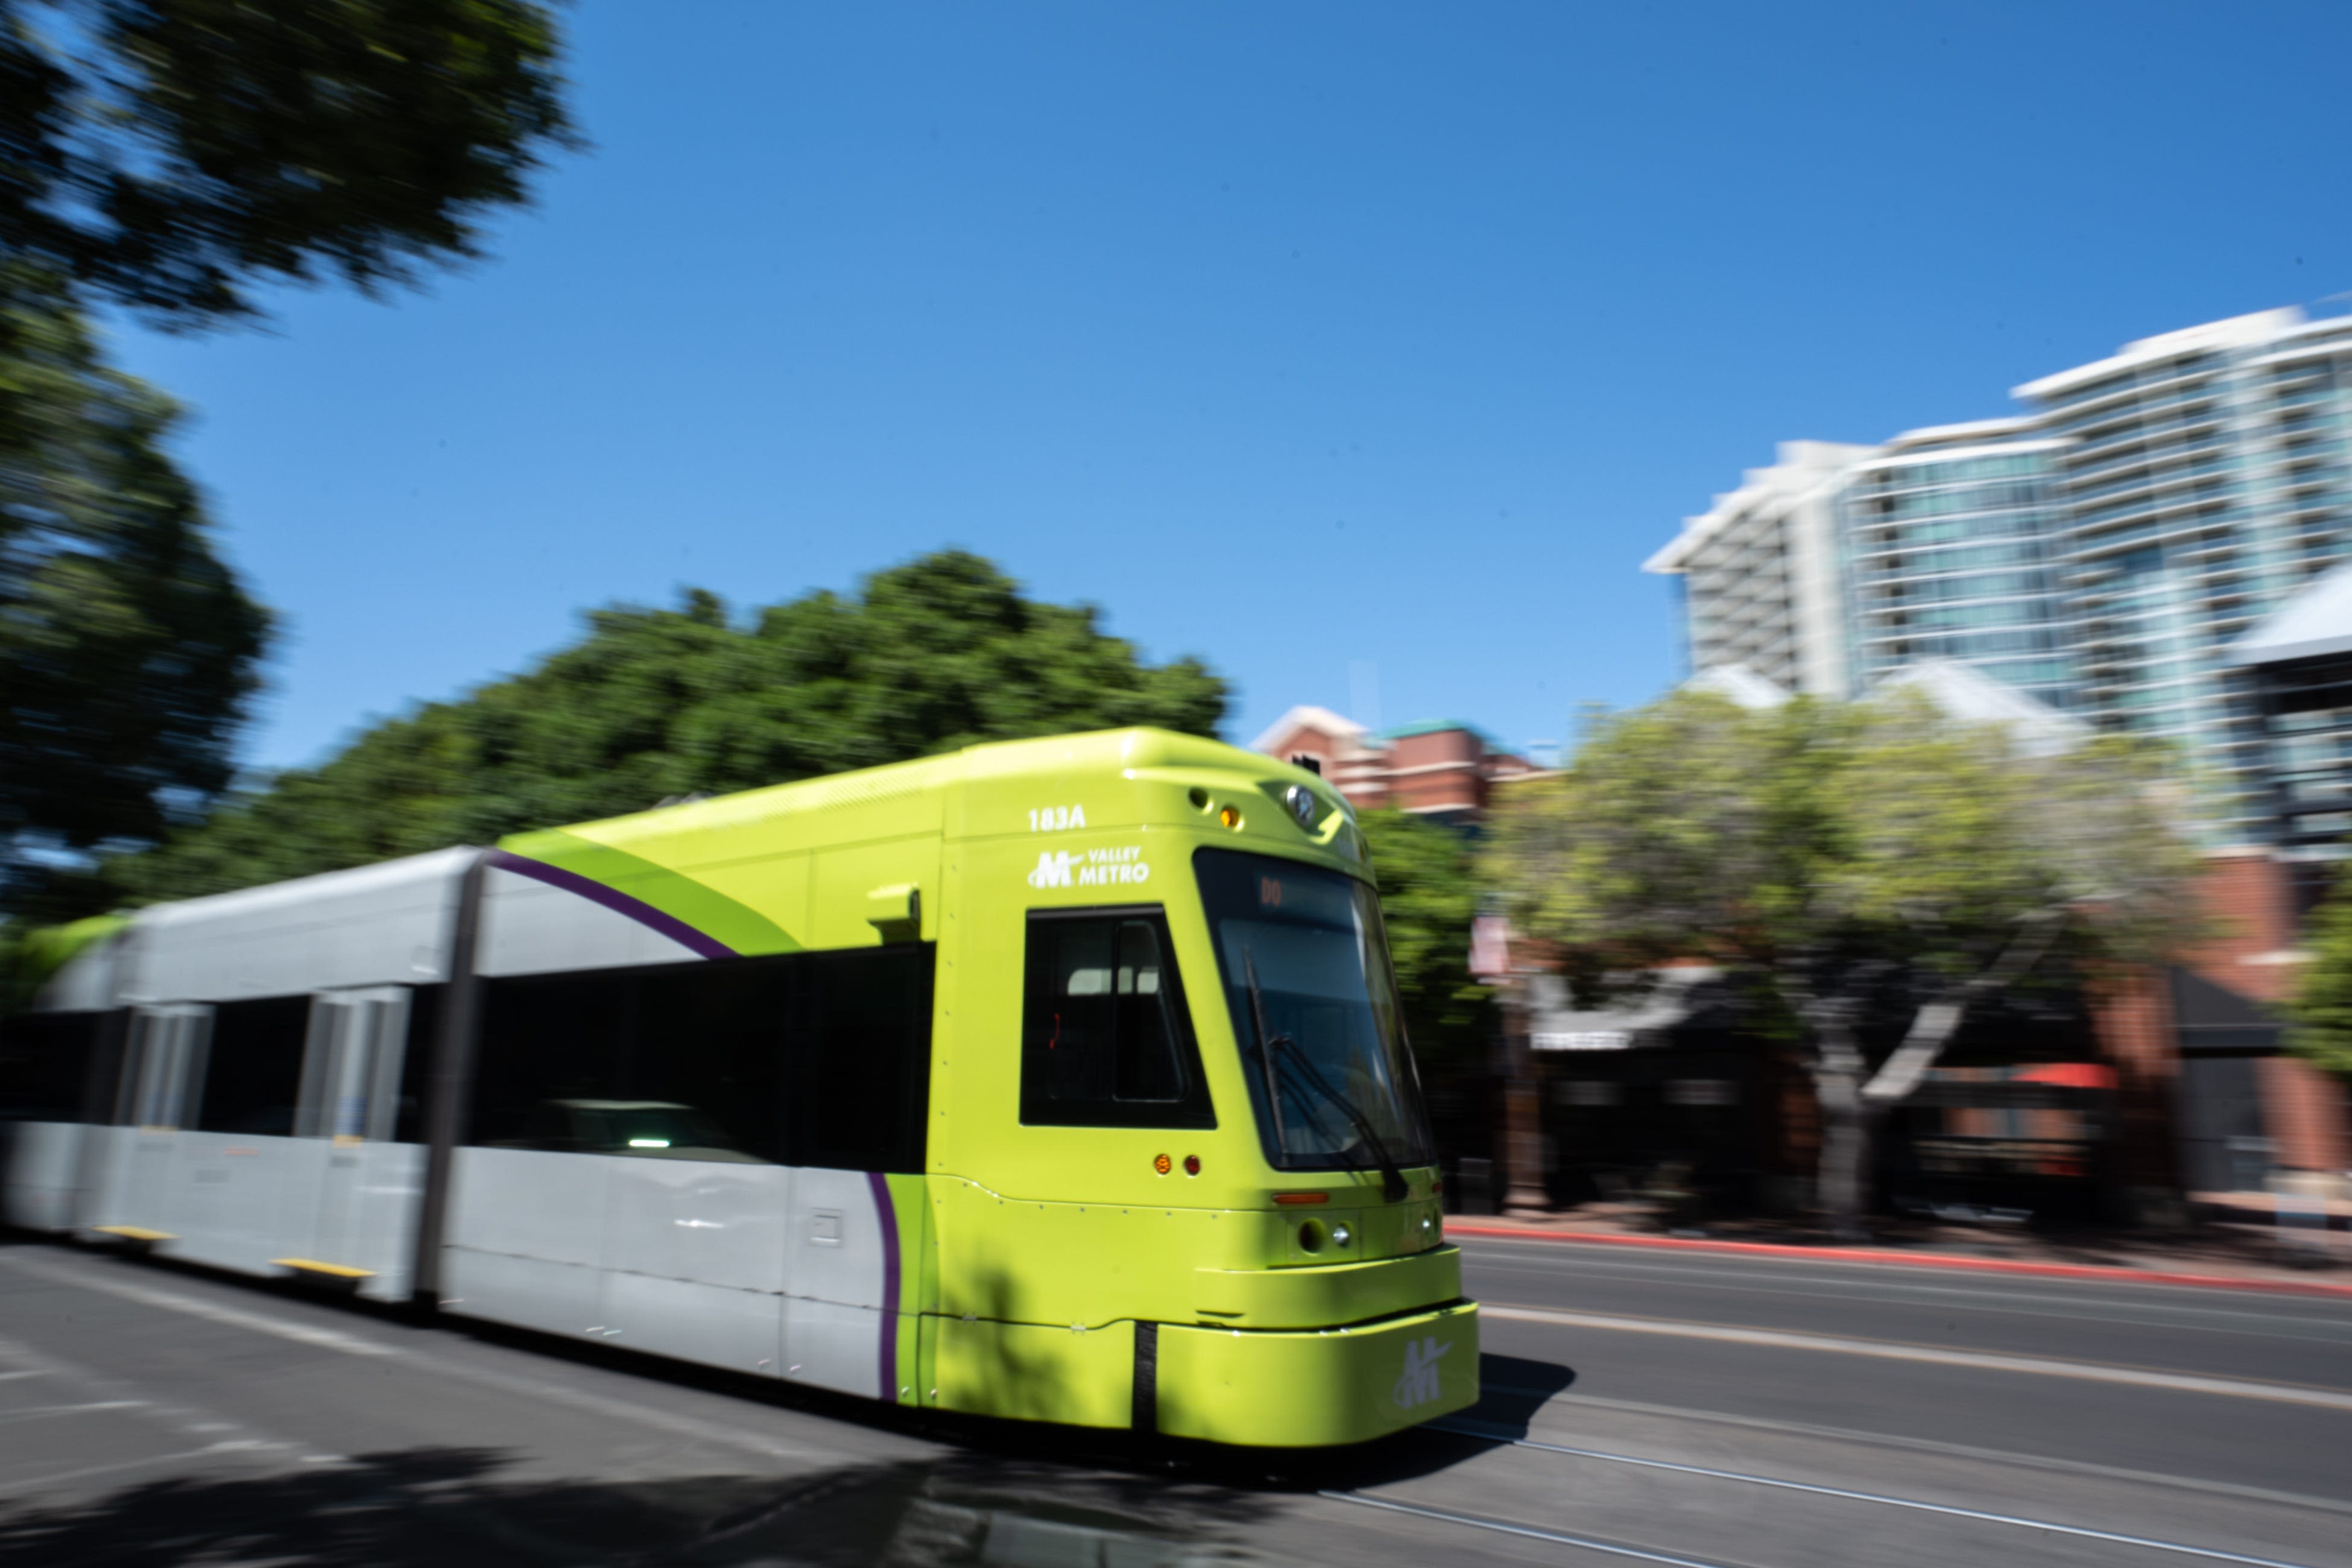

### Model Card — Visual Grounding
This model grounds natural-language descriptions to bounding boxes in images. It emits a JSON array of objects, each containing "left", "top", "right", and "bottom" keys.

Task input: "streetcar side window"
[
  {"left": 1020, "top": 909, "right": 1215, "bottom": 1130},
  {"left": 195, "top": 994, "right": 312, "bottom": 1136},
  {"left": 392, "top": 984, "right": 442, "bottom": 1143},
  {"left": 636, "top": 956, "right": 794, "bottom": 1163},
  {"left": 470, "top": 968, "right": 635, "bottom": 1149},
  {"left": 792, "top": 946, "right": 932, "bottom": 1173},
  {"left": 0, "top": 1011, "right": 101, "bottom": 1122},
  {"left": 464, "top": 946, "right": 934, "bottom": 1171}
]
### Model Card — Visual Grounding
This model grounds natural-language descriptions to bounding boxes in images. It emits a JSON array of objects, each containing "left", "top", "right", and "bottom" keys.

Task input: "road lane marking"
[
  {"left": 0, "top": 1256, "right": 397, "bottom": 1357},
  {"left": 1323, "top": 1490, "right": 1736, "bottom": 1568},
  {"left": 1463, "top": 1248, "right": 2352, "bottom": 1342},
  {"left": 0, "top": 1330, "right": 307, "bottom": 1476},
  {"left": 1481, "top": 1303, "right": 2352, "bottom": 1411},
  {"left": 1524, "top": 1390, "right": 2352, "bottom": 1520},
  {"left": 0, "top": 1441, "right": 289, "bottom": 1498},
  {"left": 1447, "top": 1228, "right": 2352, "bottom": 1304},
  {"left": 0, "top": 1253, "right": 849, "bottom": 1466},
  {"left": 0, "top": 1400, "right": 146, "bottom": 1424},
  {"left": 1434, "top": 1423, "right": 2330, "bottom": 1568}
]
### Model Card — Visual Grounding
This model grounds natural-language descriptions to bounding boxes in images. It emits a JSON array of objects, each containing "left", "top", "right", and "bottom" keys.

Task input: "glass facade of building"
[
  {"left": 2018, "top": 311, "right": 2352, "bottom": 836},
  {"left": 1839, "top": 427, "right": 2080, "bottom": 710},
  {"left": 1655, "top": 307, "right": 2352, "bottom": 844}
]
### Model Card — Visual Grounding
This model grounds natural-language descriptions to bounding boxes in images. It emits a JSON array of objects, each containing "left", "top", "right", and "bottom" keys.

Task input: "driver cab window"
[{"left": 1020, "top": 908, "right": 1214, "bottom": 1129}]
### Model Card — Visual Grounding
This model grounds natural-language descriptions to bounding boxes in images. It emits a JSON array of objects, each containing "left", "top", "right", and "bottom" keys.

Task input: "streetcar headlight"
[
  {"left": 1283, "top": 784, "right": 1319, "bottom": 830},
  {"left": 1330, "top": 1222, "right": 1353, "bottom": 1248}
]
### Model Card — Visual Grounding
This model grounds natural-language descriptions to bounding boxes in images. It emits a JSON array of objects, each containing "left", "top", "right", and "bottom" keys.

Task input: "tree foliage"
[
  {"left": 2, "top": 0, "right": 577, "bottom": 327},
  {"left": 95, "top": 551, "right": 1227, "bottom": 906},
  {"left": 1484, "top": 687, "right": 2200, "bottom": 1227},
  {"left": 1358, "top": 808, "right": 1491, "bottom": 1070},
  {"left": 2287, "top": 862, "right": 2352, "bottom": 1078},
  {"left": 1, "top": 267, "right": 270, "bottom": 914},
  {"left": 1488, "top": 689, "right": 2196, "bottom": 981}
]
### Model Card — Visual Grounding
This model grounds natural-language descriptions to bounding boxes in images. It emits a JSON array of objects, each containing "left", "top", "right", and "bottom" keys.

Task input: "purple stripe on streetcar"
[
  {"left": 485, "top": 849, "right": 738, "bottom": 960},
  {"left": 868, "top": 1171, "right": 902, "bottom": 1402}
]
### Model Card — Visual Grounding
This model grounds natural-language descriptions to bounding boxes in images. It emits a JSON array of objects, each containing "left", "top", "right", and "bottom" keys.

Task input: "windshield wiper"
[
  {"left": 1242, "top": 948, "right": 1291, "bottom": 1157},
  {"left": 1243, "top": 947, "right": 1409, "bottom": 1203}
]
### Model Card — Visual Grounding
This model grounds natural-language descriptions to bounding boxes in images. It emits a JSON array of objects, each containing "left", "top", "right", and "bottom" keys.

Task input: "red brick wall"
[
  {"left": 2180, "top": 853, "right": 2298, "bottom": 1006},
  {"left": 1385, "top": 729, "right": 1485, "bottom": 814},
  {"left": 2098, "top": 854, "right": 2350, "bottom": 1180},
  {"left": 2259, "top": 1056, "right": 2350, "bottom": 1172}
]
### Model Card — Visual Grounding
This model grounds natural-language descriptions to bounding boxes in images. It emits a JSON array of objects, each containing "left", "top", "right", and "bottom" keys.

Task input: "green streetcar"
[{"left": 0, "top": 727, "right": 1479, "bottom": 1446}]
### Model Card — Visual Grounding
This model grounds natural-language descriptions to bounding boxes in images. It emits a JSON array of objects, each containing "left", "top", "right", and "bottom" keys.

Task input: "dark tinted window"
[
  {"left": 470, "top": 969, "right": 634, "bottom": 1150},
  {"left": 636, "top": 958, "right": 794, "bottom": 1162},
  {"left": 0, "top": 1011, "right": 102, "bottom": 1122},
  {"left": 393, "top": 984, "right": 443, "bottom": 1143},
  {"left": 795, "top": 947, "right": 932, "bottom": 1172},
  {"left": 467, "top": 946, "right": 931, "bottom": 1172},
  {"left": 195, "top": 996, "right": 312, "bottom": 1135},
  {"left": 1021, "top": 909, "right": 1213, "bottom": 1130}
]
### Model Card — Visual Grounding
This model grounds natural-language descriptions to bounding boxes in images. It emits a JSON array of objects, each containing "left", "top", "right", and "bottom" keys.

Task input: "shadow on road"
[
  {"left": 1, "top": 1234, "right": 1581, "bottom": 1560},
  {"left": 1461, "top": 1352, "right": 1576, "bottom": 1437},
  {"left": 0, "top": 1445, "right": 1294, "bottom": 1567}
]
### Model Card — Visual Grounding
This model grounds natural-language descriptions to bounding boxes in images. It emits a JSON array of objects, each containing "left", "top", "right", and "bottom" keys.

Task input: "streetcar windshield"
[{"left": 1194, "top": 848, "right": 1435, "bottom": 1173}]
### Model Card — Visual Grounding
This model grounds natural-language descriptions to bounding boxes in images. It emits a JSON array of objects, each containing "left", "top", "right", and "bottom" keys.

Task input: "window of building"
[
  {"left": 195, "top": 995, "right": 313, "bottom": 1136},
  {"left": 1021, "top": 908, "right": 1213, "bottom": 1130}
]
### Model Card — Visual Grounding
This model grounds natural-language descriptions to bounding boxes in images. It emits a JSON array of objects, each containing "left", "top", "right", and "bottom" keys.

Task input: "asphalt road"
[{"left": 1, "top": 1227, "right": 2348, "bottom": 1567}]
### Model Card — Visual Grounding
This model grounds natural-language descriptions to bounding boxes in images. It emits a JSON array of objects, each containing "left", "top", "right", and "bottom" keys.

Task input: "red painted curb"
[{"left": 1444, "top": 1223, "right": 2352, "bottom": 1301}]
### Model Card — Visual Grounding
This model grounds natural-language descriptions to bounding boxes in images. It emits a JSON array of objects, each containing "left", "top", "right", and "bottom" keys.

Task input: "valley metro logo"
[
  {"left": 1026, "top": 847, "right": 1150, "bottom": 890},
  {"left": 1392, "top": 1335, "right": 1452, "bottom": 1410}
]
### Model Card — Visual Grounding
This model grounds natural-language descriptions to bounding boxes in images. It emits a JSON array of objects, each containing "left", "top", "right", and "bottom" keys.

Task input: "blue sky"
[{"left": 109, "top": 2, "right": 2352, "bottom": 773}]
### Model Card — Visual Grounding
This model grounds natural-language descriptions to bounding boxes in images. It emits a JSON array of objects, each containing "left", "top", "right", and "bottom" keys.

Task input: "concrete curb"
[{"left": 1445, "top": 1223, "right": 2352, "bottom": 1301}]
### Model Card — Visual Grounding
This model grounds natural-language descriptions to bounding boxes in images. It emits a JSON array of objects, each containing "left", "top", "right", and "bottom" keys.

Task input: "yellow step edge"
[
  {"left": 93, "top": 1225, "right": 174, "bottom": 1242},
  {"left": 271, "top": 1257, "right": 375, "bottom": 1279}
]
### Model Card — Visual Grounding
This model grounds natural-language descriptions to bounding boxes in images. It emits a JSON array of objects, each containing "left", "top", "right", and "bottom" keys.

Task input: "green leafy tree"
[
  {"left": 2287, "top": 865, "right": 2352, "bottom": 1078},
  {"left": 1357, "top": 808, "right": 1491, "bottom": 1071},
  {"left": 101, "top": 551, "right": 1228, "bottom": 905},
  {"left": 1484, "top": 688, "right": 2198, "bottom": 1237},
  {"left": 2, "top": 0, "right": 577, "bottom": 327},
  {"left": 1, "top": 269, "right": 271, "bottom": 915},
  {"left": 4, "top": 0, "right": 577, "bottom": 911}
]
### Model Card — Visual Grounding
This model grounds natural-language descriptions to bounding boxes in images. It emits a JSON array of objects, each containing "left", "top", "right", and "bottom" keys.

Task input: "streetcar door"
[
  {"left": 299, "top": 987, "right": 411, "bottom": 1273},
  {"left": 115, "top": 1004, "right": 210, "bottom": 1230}
]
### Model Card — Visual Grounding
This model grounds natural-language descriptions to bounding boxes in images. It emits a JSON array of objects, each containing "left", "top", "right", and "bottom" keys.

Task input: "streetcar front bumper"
[{"left": 1153, "top": 1299, "right": 1480, "bottom": 1447}]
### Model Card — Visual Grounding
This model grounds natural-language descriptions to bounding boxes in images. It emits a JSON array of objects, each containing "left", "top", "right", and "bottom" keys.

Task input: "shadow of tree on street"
[{"left": 0, "top": 1444, "right": 1292, "bottom": 1567}]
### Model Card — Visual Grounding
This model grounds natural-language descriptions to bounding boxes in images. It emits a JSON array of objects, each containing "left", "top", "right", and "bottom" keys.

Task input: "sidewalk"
[{"left": 1445, "top": 1198, "right": 2352, "bottom": 1300}]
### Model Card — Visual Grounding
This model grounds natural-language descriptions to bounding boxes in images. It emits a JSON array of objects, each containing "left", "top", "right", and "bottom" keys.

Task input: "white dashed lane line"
[{"left": 0, "top": 1251, "right": 850, "bottom": 1467}]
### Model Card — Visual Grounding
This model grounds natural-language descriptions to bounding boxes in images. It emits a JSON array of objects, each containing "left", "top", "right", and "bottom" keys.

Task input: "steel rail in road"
[
  {"left": 1412, "top": 1419, "right": 2332, "bottom": 1568},
  {"left": 1321, "top": 1490, "right": 1745, "bottom": 1568}
]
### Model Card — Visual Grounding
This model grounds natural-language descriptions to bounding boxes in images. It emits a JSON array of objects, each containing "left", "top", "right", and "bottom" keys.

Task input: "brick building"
[{"left": 1248, "top": 706, "right": 1547, "bottom": 823}]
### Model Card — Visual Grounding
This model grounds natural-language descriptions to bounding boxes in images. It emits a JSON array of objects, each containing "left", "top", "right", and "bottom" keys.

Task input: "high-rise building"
[
  {"left": 1837, "top": 419, "right": 2081, "bottom": 712},
  {"left": 1642, "top": 441, "right": 1871, "bottom": 696},
  {"left": 2014, "top": 308, "right": 2352, "bottom": 834},
  {"left": 1648, "top": 305, "right": 2352, "bottom": 840}
]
